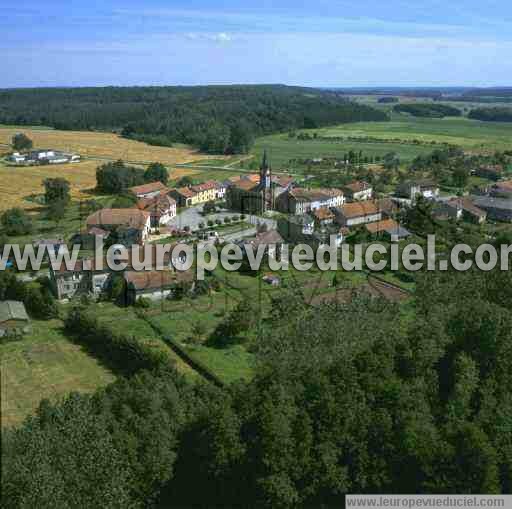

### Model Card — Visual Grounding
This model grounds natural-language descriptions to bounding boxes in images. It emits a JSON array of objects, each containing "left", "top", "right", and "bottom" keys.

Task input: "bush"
[
  {"left": 223, "top": 217, "right": 231, "bottom": 224},
  {"left": 232, "top": 215, "right": 239, "bottom": 222},
  {"left": 215, "top": 219, "right": 222, "bottom": 226},
  {"left": 134, "top": 297, "right": 151, "bottom": 309},
  {"left": 1, "top": 208, "right": 33, "bottom": 236},
  {"left": 207, "top": 220, "right": 214, "bottom": 227}
]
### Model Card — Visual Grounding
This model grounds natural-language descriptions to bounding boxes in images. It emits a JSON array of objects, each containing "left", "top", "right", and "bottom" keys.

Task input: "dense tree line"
[
  {"left": 0, "top": 85, "right": 388, "bottom": 154},
  {"left": 394, "top": 103, "right": 462, "bottom": 118},
  {"left": 468, "top": 107, "right": 512, "bottom": 122},
  {"left": 3, "top": 262, "right": 512, "bottom": 507}
]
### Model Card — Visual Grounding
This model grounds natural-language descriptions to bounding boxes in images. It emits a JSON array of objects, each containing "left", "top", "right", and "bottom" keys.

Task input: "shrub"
[
  {"left": 135, "top": 297, "right": 151, "bottom": 309},
  {"left": 1, "top": 208, "right": 33, "bottom": 236}
]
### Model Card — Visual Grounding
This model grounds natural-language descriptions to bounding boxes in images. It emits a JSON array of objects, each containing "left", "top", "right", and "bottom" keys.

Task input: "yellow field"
[{"left": 0, "top": 127, "right": 208, "bottom": 210}]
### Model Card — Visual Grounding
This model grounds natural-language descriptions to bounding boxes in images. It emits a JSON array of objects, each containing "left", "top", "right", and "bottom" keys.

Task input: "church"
[{"left": 226, "top": 151, "right": 288, "bottom": 214}]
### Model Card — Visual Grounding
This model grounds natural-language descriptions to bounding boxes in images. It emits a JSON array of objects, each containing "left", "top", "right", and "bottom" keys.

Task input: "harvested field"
[
  {"left": 0, "top": 126, "right": 222, "bottom": 166},
  {"left": 0, "top": 126, "right": 210, "bottom": 210}
]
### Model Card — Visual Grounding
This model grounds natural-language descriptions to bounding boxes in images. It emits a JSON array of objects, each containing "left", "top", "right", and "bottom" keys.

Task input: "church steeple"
[{"left": 260, "top": 150, "right": 271, "bottom": 189}]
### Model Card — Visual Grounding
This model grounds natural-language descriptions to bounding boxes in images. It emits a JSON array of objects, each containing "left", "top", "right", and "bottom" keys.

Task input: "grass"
[
  {"left": 250, "top": 132, "right": 436, "bottom": 169},
  {"left": 89, "top": 302, "right": 200, "bottom": 379},
  {"left": 247, "top": 115, "right": 512, "bottom": 170},
  {"left": 145, "top": 291, "right": 255, "bottom": 384},
  {"left": 1, "top": 319, "right": 116, "bottom": 428}
]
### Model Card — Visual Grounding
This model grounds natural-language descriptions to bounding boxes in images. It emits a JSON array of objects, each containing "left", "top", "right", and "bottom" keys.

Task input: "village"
[{"left": 2, "top": 145, "right": 512, "bottom": 325}]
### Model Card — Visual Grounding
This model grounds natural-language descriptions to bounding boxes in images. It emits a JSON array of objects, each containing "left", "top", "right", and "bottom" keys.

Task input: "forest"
[
  {"left": 0, "top": 85, "right": 388, "bottom": 154},
  {"left": 469, "top": 107, "right": 512, "bottom": 122},
  {"left": 393, "top": 103, "right": 462, "bottom": 118},
  {"left": 3, "top": 262, "right": 511, "bottom": 508}
]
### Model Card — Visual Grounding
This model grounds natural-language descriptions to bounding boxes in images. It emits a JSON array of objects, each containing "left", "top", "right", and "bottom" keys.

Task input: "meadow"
[
  {"left": 249, "top": 115, "right": 512, "bottom": 169},
  {"left": 1, "top": 319, "right": 116, "bottom": 427}
]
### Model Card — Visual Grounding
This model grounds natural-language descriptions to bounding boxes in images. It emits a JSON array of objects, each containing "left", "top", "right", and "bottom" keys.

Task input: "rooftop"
[
  {"left": 86, "top": 209, "right": 150, "bottom": 229},
  {"left": 129, "top": 181, "right": 167, "bottom": 196},
  {"left": 0, "top": 301, "right": 30, "bottom": 323},
  {"left": 339, "top": 201, "right": 379, "bottom": 218}
]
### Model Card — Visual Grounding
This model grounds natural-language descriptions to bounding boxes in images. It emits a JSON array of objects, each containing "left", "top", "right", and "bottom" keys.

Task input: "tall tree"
[
  {"left": 144, "top": 162, "right": 169, "bottom": 184},
  {"left": 12, "top": 133, "right": 33, "bottom": 151}
]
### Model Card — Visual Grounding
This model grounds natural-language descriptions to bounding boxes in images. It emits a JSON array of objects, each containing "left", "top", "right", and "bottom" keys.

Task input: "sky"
[{"left": 2, "top": 0, "right": 512, "bottom": 88}]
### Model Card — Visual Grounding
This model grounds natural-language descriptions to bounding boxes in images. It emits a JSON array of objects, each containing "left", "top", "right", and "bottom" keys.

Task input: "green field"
[
  {"left": 249, "top": 116, "right": 512, "bottom": 170},
  {"left": 1, "top": 319, "right": 116, "bottom": 427}
]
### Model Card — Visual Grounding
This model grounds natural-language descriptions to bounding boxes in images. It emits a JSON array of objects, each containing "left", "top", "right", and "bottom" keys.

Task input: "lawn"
[{"left": 1, "top": 319, "right": 116, "bottom": 428}]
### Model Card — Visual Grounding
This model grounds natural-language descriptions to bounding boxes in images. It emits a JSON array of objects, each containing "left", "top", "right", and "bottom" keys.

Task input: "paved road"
[{"left": 167, "top": 204, "right": 276, "bottom": 234}]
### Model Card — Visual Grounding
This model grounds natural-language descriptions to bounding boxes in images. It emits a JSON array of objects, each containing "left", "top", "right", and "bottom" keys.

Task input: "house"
[
  {"left": 278, "top": 215, "right": 315, "bottom": 242},
  {"left": 334, "top": 201, "right": 382, "bottom": 227},
  {"left": 214, "top": 181, "right": 228, "bottom": 199},
  {"left": 0, "top": 301, "right": 31, "bottom": 338},
  {"left": 275, "top": 188, "right": 345, "bottom": 215},
  {"left": 278, "top": 215, "right": 347, "bottom": 248},
  {"left": 342, "top": 181, "right": 373, "bottom": 201},
  {"left": 129, "top": 181, "right": 167, "bottom": 199},
  {"left": 490, "top": 180, "right": 512, "bottom": 198},
  {"left": 447, "top": 198, "right": 487, "bottom": 224},
  {"left": 374, "top": 198, "right": 399, "bottom": 217},
  {"left": 136, "top": 194, "right": 177, "bottom": 227},
  {"left": 475, "top": 165, "right": 504, "bottom": 181},
  {"left": 471, "top": 197, "right": 512, "bottom": 222},
  {"left": 272, "top": 174, "right": 295, "bottom": 193},
  {"left": 50, "top": 259, "right": 110, "bottom": 300},
  {"left": 365, "top": 219, "right": 411, "bottom": 240},
  {"left": 86, "top": 209, "right": 151, "bottom": 243},
  {"left": 190, "top": 181, "right": 218, "bottom": 203},
  {"left": 124, "top": 269, "right": 194, "bottom": 304},
  {"left": 311, "top": 207, "right": 335, "bottom": 225},
  {"left": 169, "top": 187, "right": 198, "bottom": 207},
  {"left": 50, "top": 245, "right": 189, "bottom": 300},
  {"left": 396, "top": 180, "right": 440, "bottom": 202},
  {"left": 241, "top": 229, "right": 284, "bottom": 256}
]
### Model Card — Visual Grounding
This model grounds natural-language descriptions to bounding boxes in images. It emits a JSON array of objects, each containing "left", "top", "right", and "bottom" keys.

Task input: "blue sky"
[{"left": 2, "top": 0, "right": 511, "bottom": 88}]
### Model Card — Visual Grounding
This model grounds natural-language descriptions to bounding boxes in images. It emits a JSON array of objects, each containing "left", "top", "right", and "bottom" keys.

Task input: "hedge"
[{"left": 64, "top": 307, "right": 173, "bottom": 376}]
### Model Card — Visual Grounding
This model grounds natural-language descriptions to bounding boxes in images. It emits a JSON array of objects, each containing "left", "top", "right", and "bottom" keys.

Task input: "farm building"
[{"left": 8, "top": 149, "right": 80, "bottom": 165}]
